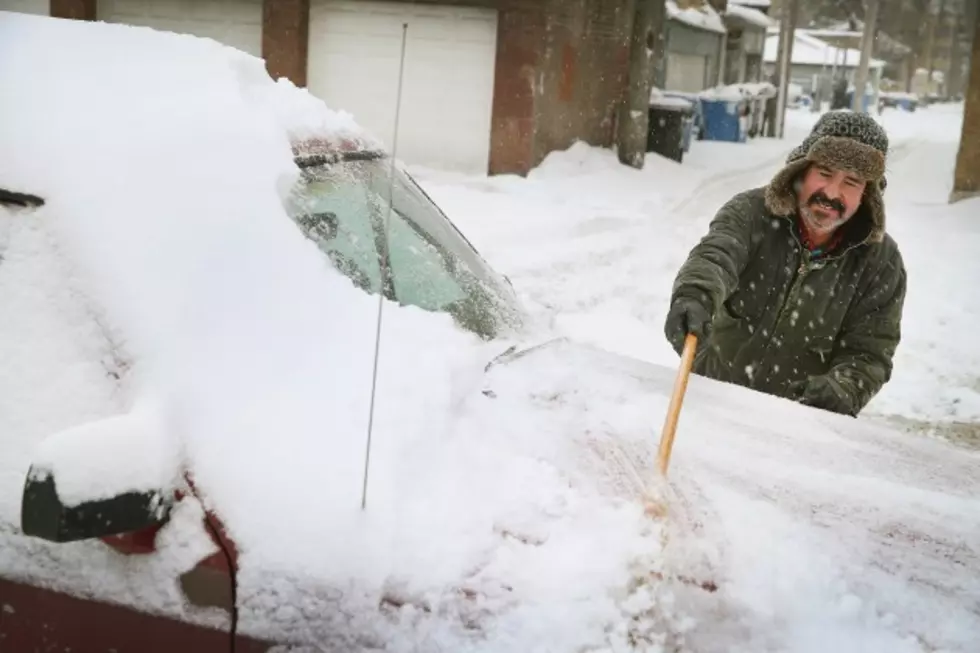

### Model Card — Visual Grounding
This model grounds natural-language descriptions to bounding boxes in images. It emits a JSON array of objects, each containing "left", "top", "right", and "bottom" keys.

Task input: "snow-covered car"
[{"left": 2, "top": 11, "right": 979, "bottom": 653}]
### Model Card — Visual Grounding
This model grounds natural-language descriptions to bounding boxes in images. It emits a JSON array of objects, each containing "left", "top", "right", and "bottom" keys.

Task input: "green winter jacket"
[{"left": 671, "top": 186, "right": 907, "bottom": 416}]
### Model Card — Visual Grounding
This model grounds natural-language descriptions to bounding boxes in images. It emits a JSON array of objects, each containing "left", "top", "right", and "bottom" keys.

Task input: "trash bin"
[
  {"left": 700, "top": 98, "right": 746, "bottom": 143},
  {"left": 647, "top": 89, "right": 695, "bottom": 162},
  {"left": 647, "top": 103, "right": 692, "bottom": 162},
  {"left": 660, "top": 91, "right": 702, "bottom": 148}
]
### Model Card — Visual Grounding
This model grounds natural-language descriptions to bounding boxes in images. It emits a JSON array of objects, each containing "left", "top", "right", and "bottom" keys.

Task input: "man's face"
[{"left": 796, "top": 164, "right": 867, "bottom": 236}]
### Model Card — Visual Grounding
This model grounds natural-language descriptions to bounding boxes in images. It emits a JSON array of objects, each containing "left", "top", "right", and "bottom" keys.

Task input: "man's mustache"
[{"left": 807, "top": 191, "right": 846, "bottom": 216}]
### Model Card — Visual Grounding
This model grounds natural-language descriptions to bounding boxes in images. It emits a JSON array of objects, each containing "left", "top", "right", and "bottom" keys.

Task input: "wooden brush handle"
[{"left": 657, "top": 333, "right": 698, "bottom": 476}]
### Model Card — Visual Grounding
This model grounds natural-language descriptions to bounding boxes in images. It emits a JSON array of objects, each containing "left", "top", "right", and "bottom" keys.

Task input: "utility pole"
[
  {"left": 617, "top": 0, "right": 667, "bottom": 169},
  {"left": 930, "top": 0, "right": 949, "bottom": 93},
  {"left": 774, "top": 0, "right": 800, "bottom": 138},
  {"left": 853, "top": 0, "right": 881, "bottom": 112}
]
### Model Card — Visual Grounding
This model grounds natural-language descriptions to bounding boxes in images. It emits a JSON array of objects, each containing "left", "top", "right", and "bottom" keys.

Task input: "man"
[{"left": 664, "top": 111, "right": 907, "bottom": 417}]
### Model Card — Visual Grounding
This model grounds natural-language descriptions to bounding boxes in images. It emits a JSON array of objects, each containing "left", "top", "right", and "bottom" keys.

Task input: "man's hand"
[
  {"left": 788, "top": 375, "right": 855, "bottom": 416},
  {"left": 664, "top": 297, "right": 712, "bottom": 355}
]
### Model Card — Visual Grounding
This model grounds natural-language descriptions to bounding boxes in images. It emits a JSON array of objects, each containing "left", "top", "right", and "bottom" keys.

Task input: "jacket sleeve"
[
  {"left": 670, "top": 190, "right": 761, "bottom": 314},
  {"left": 825, "top": 243, "right": 907, "bottom": 415}
]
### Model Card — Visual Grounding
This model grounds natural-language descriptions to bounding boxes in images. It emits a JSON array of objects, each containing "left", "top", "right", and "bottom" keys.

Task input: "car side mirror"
[
  {"left": 19, "top": 408, "right": 179, "bottom": 544},
  {"left": 21, "top": 467, "right": 171, "bottom": 543}
]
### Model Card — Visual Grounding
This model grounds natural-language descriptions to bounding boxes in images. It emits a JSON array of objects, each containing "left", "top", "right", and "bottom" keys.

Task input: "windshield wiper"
[
  {"left": 0, "top": 188, "right": 45, "bottom": 208},
  {"left": 294, "top": 149, "right": 386, "bottom": 169}
]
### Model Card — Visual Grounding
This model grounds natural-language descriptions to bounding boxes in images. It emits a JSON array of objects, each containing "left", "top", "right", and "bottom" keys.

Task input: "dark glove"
[
  {"left": 664, "top": 297, "right": 712, "bottom": 355},
  {"left": 787, "top": 375, "right": 854, "bottom": 416}
]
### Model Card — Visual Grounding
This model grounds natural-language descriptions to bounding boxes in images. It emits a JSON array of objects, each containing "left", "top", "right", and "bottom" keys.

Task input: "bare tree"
[
  {"left": 852, "top": 0, "right": 881, "bottom": 110},
  {"left": 951, "top": 0, "right": 980, "bottom": 201},
  {"left": 617, "top": 0, "right": 667, "bottom": 169}
]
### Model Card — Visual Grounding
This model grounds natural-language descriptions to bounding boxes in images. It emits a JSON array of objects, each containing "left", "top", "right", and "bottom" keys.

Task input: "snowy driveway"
[{"left": 411, "top": 105, "right": 980, "bottom": 442}]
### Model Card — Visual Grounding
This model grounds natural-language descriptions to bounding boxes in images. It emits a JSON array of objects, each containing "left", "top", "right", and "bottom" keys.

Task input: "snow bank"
[
  {"left": 725, "top": 2, "right": 773, "bottom": 28},
  {"left": 666, "top": 0, "right": 727, "bottom": 34}
]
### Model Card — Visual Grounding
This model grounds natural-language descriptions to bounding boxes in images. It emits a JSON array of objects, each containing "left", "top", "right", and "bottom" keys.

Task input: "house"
[
  {"left": 763, "top": 28, "right": 886, "bottom": 105},
  {"left": 657, "top": 0, "right": 726, "bottom": 93},
  {"left": 2, "top": 0, "right": 642, "bottom": 177},
  {"left": 801, "top": 22, "right": 913, "bottom": 91},
  {"left": 721, "top": 0, "right": 771, "bottom": 84}
]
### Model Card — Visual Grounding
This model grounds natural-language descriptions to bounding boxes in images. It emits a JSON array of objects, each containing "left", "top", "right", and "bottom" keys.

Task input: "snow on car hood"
[{"left": 469, "top": 341, "right": 980, "bottom": 652}]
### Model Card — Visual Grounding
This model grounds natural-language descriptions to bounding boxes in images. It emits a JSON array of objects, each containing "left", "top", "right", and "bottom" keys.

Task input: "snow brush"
[{"left": 645, "top": 333, "right": 697, "bottom": 517}]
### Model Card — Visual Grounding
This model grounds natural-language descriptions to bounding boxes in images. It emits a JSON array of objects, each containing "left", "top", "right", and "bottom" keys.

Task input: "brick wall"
[
  {"left": 263, "top": 0, "right": 309, "bottom": 86},
  {"left": 50, "top": 0, "right": 95, "bottom": 20},
  {"left": 488, "top": 0, "right": 633, "bottom": 175},
  {"left": 532, "top": 0, "right": 632, "bottom": 167},
  {"left": 952, "top": 2, "right": 980, "bottom": 200},
  {"left": 489, "top": 1, "right": 546, "bottom": 174}
]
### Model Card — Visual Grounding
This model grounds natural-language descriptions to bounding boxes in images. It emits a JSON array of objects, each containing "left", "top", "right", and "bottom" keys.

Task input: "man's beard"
[{"left": 801, "top": 191, "right": 848, "bottom": 233}]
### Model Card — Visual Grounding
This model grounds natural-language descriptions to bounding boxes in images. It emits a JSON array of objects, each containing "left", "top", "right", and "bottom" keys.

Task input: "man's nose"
[{"left": 821, "top": 179, "right": 844, "bottom": 198}]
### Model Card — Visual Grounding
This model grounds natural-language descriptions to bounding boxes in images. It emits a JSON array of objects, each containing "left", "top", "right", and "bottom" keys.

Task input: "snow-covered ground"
[
  {"left": 1, "top": 10, "right": 978, "bottom": 653},
  {"left": 412, "top": 104, "right": 980, "bottom": 442}
]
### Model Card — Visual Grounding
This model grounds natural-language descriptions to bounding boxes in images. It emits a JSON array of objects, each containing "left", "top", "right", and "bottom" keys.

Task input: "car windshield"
[{"left": 284, "top": 153, "right": 522, "bottom": 339}]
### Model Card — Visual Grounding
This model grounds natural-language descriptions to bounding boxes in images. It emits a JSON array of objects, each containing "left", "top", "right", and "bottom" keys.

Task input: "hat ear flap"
[{"left": 764, "top": 158, "right": 811, "bottom": 216}]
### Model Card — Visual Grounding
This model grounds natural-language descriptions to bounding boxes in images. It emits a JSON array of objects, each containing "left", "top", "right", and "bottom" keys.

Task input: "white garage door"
[
  {"left": 308, "top": 0, "right": 498, "bottom": 174},
  {"left": 0, "top": 0, "right": 49, "bottom": 15},
  {"left": 98, "top": 0, "right": 262, "bottom": 57},
  {"left": 665, "top": 53, "right": 709, "bottom": 94}
]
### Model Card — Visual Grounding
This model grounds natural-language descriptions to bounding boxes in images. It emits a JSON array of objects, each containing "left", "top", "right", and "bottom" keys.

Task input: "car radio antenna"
[{"left": 362, "top": 22, "right": 409, "bottom": 511}]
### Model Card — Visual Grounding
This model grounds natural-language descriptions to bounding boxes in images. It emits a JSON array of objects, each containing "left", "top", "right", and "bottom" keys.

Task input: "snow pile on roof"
[
  {"left": 0, "top": 11, "right": 672, "bottom": 650},
  {"left": 666, "top": 0, "right": 727, "bottom": 34},
  {"left": 764, "top": 30, "right": 886, "bottom": 68},
  {"left": 725, "top": 2, "right": 773, "bottom": 28}
]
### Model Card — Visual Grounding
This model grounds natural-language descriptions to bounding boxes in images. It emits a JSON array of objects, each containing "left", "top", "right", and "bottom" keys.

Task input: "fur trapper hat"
[{"left": 764, "top": 110, "right": 889, "bottom": 242}]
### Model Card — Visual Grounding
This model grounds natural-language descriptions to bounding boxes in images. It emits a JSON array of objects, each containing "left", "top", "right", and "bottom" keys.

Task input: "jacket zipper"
[
  {"left": 751, "top": 221, "right": 865, "bottom": 388},
  {"left": 771, "top": 245, "right": 810, "bottom": 330}
]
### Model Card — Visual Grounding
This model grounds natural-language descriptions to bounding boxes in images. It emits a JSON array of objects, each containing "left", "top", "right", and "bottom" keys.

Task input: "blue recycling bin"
[
  {"left": 700, "top": 98, "right": 746, "bottom": 143},
  {"left": 897, "top": 97, "right": 917, "bottom": 112},
  {"left": 845, "top": 91, "right": 874, "bottom": 113}
]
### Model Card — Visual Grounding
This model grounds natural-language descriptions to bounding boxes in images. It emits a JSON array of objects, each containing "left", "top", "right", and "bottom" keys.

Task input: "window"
[{"left": 285, "top": 154, "right": 521, "bottom": 339}]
